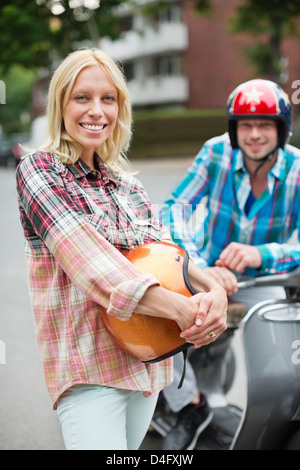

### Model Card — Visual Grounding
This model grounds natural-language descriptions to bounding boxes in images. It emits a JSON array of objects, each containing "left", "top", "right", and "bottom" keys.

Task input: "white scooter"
[{"left": 148, "top": 267, "right": 300, "bottom": 450}]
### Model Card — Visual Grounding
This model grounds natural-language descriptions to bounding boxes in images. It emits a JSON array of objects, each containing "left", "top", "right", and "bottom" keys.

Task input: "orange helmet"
[{"left": 100, "top": 242, "right": 195, "bottom": 363}]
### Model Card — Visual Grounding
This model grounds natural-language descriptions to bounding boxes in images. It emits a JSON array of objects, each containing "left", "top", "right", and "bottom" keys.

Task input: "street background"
[
  {"left": 0, "top": 158, "right": 245, "bottom": 450},
  {"left": 1, "top": 0, "right": 300, "bottom": 452}
]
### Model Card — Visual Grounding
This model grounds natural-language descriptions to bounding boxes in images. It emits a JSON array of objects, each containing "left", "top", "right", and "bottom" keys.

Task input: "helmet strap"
[{"left": 243, "top": 147, "right": 277, "bottom": 177}]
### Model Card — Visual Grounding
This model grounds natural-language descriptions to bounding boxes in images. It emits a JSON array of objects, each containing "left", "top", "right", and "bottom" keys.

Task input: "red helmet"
[{"left": 227, "top": 79, "right": 292, "bottom": 149}]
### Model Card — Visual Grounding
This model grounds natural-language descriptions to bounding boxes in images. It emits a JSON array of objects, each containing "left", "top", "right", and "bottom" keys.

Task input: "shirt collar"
[
  {"left": 232, "top": 147, "right": 286, "bottom": 181},
  {"left": 232, "top": 149, "right": 245, "bottom": 173},
  {"left": 270, "top": 148, "right": 286, "bottom": 181},
  {"left": 67, "top": 153, "right": 118, "bottom": 186}
]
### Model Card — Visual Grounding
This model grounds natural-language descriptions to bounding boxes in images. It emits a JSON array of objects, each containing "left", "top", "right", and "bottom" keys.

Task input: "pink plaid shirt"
[{"left": 16, "top": 152, "right": 173, "bottom": 408}]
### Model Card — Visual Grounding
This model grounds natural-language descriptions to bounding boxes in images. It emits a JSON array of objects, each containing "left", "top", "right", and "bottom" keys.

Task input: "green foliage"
[
  {"left": 129, "top": 109, "right": 227, "bottom": 159},
  {"left": 0, "top": 0, "right": 125, "bottom": 71},
  {"left": 193, "top": 0, "right": 211, "bottom": 14},
  {"left": 0, "top": 1, "right": 53, "bottom": 70},
  {"left": 229, "top": 0, "right": 300, "bottom": 37},
  {"left": 0, "top": 0, "right": 125, "bottom": 134},
  {"left": 244, "top": 45, "right": 282, "bottom": 77},
  {"left": 0, "top": 65, "right": 35, "bottom": 134},
  {"left": 228, "top": 0, "right": 300, "bottom": 80},
  {"left": 139, "top": 0, "right": 171, "bottom": 16},
  {"left": 192, "top": 0, "right": 300, "bottom": 80}
]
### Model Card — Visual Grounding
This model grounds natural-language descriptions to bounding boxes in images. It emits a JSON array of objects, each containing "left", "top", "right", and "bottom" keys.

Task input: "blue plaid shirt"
[{"left": 160, "top": 133, "right": 300, "bottom": 276}]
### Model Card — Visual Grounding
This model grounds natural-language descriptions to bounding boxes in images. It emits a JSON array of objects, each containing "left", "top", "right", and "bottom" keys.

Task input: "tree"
[
  {"left": 0, "top": 0, "right": 125, "bottom": 72},
  {"left": 0, "top": 0, "right": 126, "bottom": 134},
  {"left": 192, "top": 0, "right": 300, "bottom": 83},
  {"left": 0, "top": 66, "right": 35, "bottom": 134},
  {"left": 229, "top": 0, "right": 300, "bottom": 82}
]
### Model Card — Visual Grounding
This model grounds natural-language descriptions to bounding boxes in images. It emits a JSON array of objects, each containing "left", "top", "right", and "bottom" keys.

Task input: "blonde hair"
[{"left": 40, "top": 48, "right": 132, "bottom": 171}]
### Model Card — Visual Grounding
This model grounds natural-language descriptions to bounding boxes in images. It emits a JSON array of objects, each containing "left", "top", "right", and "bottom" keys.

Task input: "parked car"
[
  {"left": 0, "top": 135, "right": 15, "bottom": 167},
  {"left": 11, "top": 133, "right": 30, "bottom": 166},
  {"left": 11, "top": 116, "right": 47, "bottom": 166},
  {"left": 0, "top": 116, "right": 47, "bottom": 168}
]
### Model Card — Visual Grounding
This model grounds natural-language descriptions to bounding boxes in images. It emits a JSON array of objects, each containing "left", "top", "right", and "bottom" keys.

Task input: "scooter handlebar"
[{"left": 237, "top": 266, "right": 300, "bottom": 289}]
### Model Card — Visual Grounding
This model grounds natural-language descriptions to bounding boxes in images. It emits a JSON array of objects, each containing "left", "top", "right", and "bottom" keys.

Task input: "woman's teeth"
[{"left": 81, "top": 124, "right": 105, "bottom": 130}]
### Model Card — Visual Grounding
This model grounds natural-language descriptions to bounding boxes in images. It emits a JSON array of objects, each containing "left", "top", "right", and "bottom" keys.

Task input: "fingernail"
[{"left": 195, "top": 318, "right": 202, "bottom": 326}]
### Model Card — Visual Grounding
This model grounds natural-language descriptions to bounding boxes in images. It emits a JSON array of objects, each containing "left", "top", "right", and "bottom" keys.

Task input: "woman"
[{"left": 16, "top": 48, "right": 227, "bottom": 450}]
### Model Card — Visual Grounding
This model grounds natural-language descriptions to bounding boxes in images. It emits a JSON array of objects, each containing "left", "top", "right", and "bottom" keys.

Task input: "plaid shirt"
[
  {"left": 16, "top": 152, "right": 173, "bottom": 408},
  {"left": 161, "top": 133, "right": 300, "bottom": 276}
]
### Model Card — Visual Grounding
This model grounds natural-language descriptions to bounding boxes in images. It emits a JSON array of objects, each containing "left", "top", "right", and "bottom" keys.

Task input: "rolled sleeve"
[{"left": 108, "top": 273, "right": 160, "bottom": 320}]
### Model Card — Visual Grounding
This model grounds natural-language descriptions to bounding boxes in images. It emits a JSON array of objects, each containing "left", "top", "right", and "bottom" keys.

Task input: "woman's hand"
[
  {"left": 134, "top": 256, "right": 228, "bottom": 348},
  {"left": 179, "top": 259, "right": 228, "bottom": 347},
  {"left": 179, "top": 288, "right": 227, "bottom": 348}
]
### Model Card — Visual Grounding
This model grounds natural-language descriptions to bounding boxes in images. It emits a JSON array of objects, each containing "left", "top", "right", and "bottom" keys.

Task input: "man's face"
[{"left": 236, "top": 119, "right": 278, "bottom": 160}]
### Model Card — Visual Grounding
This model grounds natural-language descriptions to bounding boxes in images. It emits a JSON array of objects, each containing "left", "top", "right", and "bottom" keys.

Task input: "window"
[
  {"left": 155, "top": 3, "right": 183, "bottom": 23},
  {"left": 123, "top": 62, "right": 135, "bottom": 81},
  {"left": 153, "top": 55, "right": 184, "bottom": 76}
]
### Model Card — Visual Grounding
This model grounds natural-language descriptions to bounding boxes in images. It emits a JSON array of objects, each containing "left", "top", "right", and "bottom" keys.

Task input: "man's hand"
[
  {"left": 203, "top": 266, "right": 238, "bottom": 296},
  {"left": 215, "top": 242, "right": 262, "bottom": 273}
]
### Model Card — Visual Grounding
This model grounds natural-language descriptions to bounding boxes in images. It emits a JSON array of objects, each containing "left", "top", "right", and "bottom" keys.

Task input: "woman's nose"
[{"left": 88, "top": 99, "right": 104, "bottom": 117}]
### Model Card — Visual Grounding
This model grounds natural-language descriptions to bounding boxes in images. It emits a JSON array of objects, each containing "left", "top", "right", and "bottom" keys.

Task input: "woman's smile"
[{"left": 79, "top": 122, "right": 107, "bottom": 132}]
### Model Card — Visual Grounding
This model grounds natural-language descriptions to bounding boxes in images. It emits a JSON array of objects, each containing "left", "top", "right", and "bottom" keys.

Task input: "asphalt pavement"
[{"left": 0, "top": 158, "right": 245, "bottom": 450}]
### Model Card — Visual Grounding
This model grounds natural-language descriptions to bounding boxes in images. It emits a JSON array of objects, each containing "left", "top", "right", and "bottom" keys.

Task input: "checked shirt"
[
  {"left": 16, "top": 152, "right": 173, "bottom": 408},
  {"left": 161, "top": 133, "right": 300, "bottom": 276}
]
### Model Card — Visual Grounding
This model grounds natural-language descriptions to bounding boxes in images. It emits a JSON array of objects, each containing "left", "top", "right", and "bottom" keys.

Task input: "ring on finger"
[{"left": 208, "top": 331, "right": 217, "bottom": 340}]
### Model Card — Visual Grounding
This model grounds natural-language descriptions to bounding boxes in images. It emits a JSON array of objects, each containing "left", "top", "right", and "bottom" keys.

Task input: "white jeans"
[{"left": 56, "top": 384, "right": 158, "bottom": 450}]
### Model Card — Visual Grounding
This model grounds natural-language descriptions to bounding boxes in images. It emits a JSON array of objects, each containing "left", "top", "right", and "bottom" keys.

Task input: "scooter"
[{"left": 148, "top": 267, "right": 300, "bottom": 450}]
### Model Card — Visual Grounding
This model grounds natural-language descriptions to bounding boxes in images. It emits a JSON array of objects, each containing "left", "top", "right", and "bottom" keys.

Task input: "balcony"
[
  {"left": 100, "top": 22, "right": 188, "bottom": 61},
  {"left": 127, "top": 75, "right": 189, "bottom": 107}
]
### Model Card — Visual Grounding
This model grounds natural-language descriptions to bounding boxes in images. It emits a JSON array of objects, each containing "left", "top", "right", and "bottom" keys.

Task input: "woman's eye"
[
  {"left": 104, "top": 95, "right": 116, "bottom": 102},
  {"left": 75, "top": 95, "right": 88, "bottom": 101}
]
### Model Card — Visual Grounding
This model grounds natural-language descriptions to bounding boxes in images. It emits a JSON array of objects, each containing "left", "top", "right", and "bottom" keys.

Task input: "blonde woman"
[{"left": 16, "top": 48, "right": 227, "bottom": 450}]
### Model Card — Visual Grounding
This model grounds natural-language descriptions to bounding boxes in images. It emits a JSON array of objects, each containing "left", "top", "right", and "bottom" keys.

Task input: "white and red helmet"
[{"left": 227, "top": 79, "right": 292, "bottom": 149}]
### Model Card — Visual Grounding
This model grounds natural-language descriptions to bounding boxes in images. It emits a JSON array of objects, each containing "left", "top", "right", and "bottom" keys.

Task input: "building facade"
[
  {"left": 100, "top": 0, "right": 300, "bottom": 112},
  {"left": 100, "top": 1, "right": 189, "bottom": 108}
]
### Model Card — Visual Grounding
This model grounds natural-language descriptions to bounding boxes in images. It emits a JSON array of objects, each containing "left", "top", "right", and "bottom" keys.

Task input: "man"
[{"left": 158, "top": 78, "right": 300, "bottom": 450}]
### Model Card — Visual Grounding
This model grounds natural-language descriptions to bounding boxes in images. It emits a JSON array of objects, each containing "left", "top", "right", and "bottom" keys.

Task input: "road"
[{"left": 0, "top": 159, "right": 245, "bottom": 450}]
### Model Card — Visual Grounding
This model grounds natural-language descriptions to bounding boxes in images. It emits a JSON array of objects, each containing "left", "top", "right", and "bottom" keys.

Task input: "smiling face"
[
  {"left": 63, "top": 65, "right": 119, "bottom": 167},
  {"left": 236, "top": 119, "right": 278, "bottom": 160}
]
